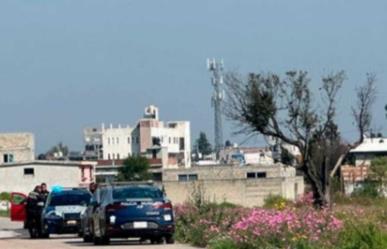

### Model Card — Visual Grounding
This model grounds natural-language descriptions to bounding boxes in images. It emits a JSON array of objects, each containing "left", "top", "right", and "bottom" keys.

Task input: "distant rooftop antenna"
[{"left": 207, "top": 58, "right": 225, "bottom": 158}]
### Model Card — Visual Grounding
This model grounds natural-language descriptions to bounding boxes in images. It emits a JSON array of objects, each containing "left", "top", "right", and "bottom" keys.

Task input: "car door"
[{"left": 10, "top": 192, "right": 27, "bottom": 222}]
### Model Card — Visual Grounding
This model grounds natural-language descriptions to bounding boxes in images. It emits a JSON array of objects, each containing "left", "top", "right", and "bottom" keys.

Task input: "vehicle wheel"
[
  {"left": 83, "top": 234, "right": 93, "bottom": 243},
  {"left": 165, "top": 235, "right": 175, "bottom": 244},
  {"left": 150, "top": 236, "right": 163, "bottom": 244},
  {"left": 40, "top": 233, "right": 49, "bottom": 239},
  {"left": 102, "top": 236, "right": 110, "bottom": 245},
  {"left": 94, "top": 236, "right": 110, "bottom": 245}
]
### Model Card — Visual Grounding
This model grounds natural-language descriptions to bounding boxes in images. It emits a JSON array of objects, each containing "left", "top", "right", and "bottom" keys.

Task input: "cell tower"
[{"left": 207, "top": 58, "right": 225, "bottom": 158}]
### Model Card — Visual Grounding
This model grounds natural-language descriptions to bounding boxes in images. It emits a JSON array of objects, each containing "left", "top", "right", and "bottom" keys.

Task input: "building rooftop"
[{"left": 350, "top": 137, "right": 387, "bottom": 153}]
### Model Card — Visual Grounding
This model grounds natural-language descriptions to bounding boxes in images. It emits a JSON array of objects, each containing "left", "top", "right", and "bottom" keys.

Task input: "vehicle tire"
[
  {"left": 94, "top": 235, "right": 110, "bottom": 245},
  {"left": 150, "top": 236, "right": 163, "bottom": 244},
  {"left": 40, "top": 232, "right": 49, "bottom": 239},
  {"left": 83, "top": 234, "right": 93, "bottom": 243},
  {"left": 165, "top": 235, "right": 175, "bottom": 244}
]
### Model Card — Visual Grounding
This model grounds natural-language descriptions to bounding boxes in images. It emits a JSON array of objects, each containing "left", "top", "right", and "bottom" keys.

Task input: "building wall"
[
  {"left": 0, "top": 162, "right": 93, "bottom": 194},
  {"left": 149, "top": 121, "right": 191, "bottom": 168},
  {"left": 83, "top": 127, "right": 103, "bottom": 160},
  {"left": 0, "top": 133, "right": 35, "bottom": 164},
  {"left": 102, "top": 125, "right": 132, "bottom": 160},
  {"left": 162, "top": 165, "right": 304, "bottom": 207},
  {"left": 163, "top": 164, "right": 297, "bottom": 181},
  {"left": 163, "top": 177, "right": 304, "bottom": 207}
]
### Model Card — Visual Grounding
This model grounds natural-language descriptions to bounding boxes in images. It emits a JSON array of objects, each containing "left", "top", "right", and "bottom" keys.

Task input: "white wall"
[
  {"left": 102, "top": 126, "right": 132, "bottom": 160},
  {"left": 0, "top": 163, "right": 82, "bottom": 194}
]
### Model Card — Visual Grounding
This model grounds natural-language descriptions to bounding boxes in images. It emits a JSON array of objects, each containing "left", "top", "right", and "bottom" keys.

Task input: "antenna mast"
[{"left": 207, "top": 58, "right": 224, "bottom": 159}]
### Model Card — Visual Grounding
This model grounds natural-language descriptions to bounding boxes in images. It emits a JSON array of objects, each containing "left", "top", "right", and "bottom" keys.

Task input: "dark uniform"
[{"left": 26, "top": 188, "right": 45, "bottom": 238}]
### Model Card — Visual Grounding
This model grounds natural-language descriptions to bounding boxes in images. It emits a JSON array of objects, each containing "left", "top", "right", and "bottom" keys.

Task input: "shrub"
[
  {"left": 174, "top": 202, "right": 248, "bottom": 247},
  {"left": 337, "top": 222, "right": 387, "bottom": 249},
  {"left": 230, "top": 207, "right": 343, "bottom": 248},
  {"left": 263, "top": 194, "right": 288, "bottom": 210},
  {"left": 0, "top": 192, "right": 10, "bottom": 201},
  {"left": 352, "top": 180, "right": 380, "bottom": 199},
  {"left": 209, "top": 238, "right": 238, "bottom": 249}
]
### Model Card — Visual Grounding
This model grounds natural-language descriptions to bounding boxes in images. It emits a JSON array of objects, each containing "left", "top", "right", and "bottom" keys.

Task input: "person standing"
[
  {"left": 26, "top": 185, "right": 44, "bottom": 238},
  {"left": 40, "top": 183, "right": 50, "bottom": 202}
]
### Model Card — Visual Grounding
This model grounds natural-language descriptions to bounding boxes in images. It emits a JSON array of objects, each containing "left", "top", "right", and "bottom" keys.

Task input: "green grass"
[{"left": 0, "top": 210, "right": 9, "bottom": 218}]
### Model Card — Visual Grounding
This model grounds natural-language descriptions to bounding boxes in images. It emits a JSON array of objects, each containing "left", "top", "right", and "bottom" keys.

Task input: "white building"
[
  {"left": 86, "top": 105, "right": 191, "bottom": 169},
  {"left": 350, "top": 137, "right": 387, "bottom": 166},
  {"left": 83, "top": 128, "right": 103, "bottom": 160},
  {"left": 219, "top": 146, "right": 275, "bottom": 166},
  {"left": 0, "top": 133, "right": 35, "bottom": 164},
  {"left": 102, "top": 124, "right": 133, "bottom": 160},
  {"left": 0, "top": 160, "right": 96, "bottom": 194}
]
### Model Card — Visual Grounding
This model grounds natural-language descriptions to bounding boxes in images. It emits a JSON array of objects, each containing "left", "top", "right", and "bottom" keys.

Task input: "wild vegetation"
[{"left": 174, "top": 193, "right": 387, "bottom": 249}]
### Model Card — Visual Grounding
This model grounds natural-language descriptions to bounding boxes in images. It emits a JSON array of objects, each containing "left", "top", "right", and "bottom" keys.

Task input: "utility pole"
[{"left": 207, "top": 58, "right": 224, "bottom": 159}]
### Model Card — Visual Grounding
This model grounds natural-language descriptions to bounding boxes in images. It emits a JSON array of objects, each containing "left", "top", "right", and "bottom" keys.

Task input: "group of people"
[{"left": 26, "top": 183, "right": 50, "bottom": 236}]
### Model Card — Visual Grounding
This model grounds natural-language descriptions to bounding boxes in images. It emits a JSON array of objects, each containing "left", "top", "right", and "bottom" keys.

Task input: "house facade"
[
  {"left": 0, "top": 133, "right": 35, "bottom": 164},
  {"left": 350, "top": 137, "right": 387, "bottom": 166},
  {"left": 162, "top": 164, "right": 304, "bottom": 207},
  {"left": 0, "top": 160, "right": 96, "bottom": 194}
]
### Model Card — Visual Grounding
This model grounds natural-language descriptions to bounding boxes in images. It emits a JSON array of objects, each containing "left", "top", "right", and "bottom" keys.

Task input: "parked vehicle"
[
  {"left": 82, "top": 182, "right": 175, "bottom": 245},
  {"left": 41, "top": 188, "right": 92, "bottom": 237}
]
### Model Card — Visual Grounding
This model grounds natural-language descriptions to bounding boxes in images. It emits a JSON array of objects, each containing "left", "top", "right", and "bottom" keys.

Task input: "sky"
[{"left": 0, "top": 0, "right": 386, "bottom": 153}]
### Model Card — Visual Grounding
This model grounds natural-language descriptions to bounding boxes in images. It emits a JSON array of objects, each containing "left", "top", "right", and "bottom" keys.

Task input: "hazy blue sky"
[{"left": 0, "top": 0, "right": 386, "bottom": 153}]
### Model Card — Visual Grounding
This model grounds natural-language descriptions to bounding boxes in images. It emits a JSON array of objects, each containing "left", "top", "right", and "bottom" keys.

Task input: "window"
[
  {"left": 247, "top": 172, "right": 267, "bottom": 179},
  {"left": 179, "top": 138, "right": 185, "bottom": 150},
  {"left": 178, "top": 175, "right": 188, "bottom": 182},
  {"left": 108, "top": 153, "right": 111, "bottom": 160},
  {"left": 112, "top": 153, "right": 115, "bottom": 160},
  {"left": 117, "top": 154, "right": 120, "bottom": 160},
  {"left": 127, "top": 137, "right": 131, "bottom": 144},
  {"left": 169, "top": 137, "right": 171, "bottom": 144},
  {"left": 152, "top": 173, "right": 163, "bottom": 182},
  {"left": 178, "top": 174, "right": 198, "bottom": 182},
  {"left": 24, "top": 168, "right": 34, "bottom": 176},
  {"left": 152, "top": 137, "right": 161, "bottom": 146},
  {"left": 247, "top": 172, "right": 256, "bottom": 179},
  {"left": 116, "top": 137, "right": 119, "bottom": 144},
  {"left": 3, "top": 154, "right": 14, "bottom": 163}
]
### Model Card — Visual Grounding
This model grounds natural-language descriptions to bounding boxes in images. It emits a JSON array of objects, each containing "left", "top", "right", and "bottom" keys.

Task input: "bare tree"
[{"left": 224, "top": 71, "right": 376, "bottom": 206}]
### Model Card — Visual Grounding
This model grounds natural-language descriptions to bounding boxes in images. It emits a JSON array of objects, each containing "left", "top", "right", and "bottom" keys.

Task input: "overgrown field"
[{"left": 174, "top": 193, "right": 387, "bottom": 249}]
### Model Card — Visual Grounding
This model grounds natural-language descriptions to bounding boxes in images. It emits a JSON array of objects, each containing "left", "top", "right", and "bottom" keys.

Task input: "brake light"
[
  {"left": 106, "top": 202, "right": 124, "bottom": 212},
  {"left": 153, "top": 201, "right": 173, "bottom": 210}
]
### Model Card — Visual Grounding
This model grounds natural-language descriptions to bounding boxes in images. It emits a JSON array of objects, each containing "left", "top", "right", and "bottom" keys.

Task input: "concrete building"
[
  {"left": 162, "top": 164, "right": 304, "bottom": 207},
  {"left": 102, "top": 124, "right": 133, "bottom": 161},
  {"left": 350, "top": 137, "right": 387, "bottom": 166},
  {"left": 220, "top": 146, "right": 275, "bottom": 165},
  {"left": 0, "top": 133, "right": 35, "bottom": 164},
  {"left": 84, "top": 105, "right": 191, "bottom": 169},
  {"left": 0, "top": 160, "right": 96, "bottom": 194},
  {"left": 341, "top": 164, "right": 369, "bottom": 195},
  {"left": 83, "top": 128, "right": 103, "bottom": 160}
]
